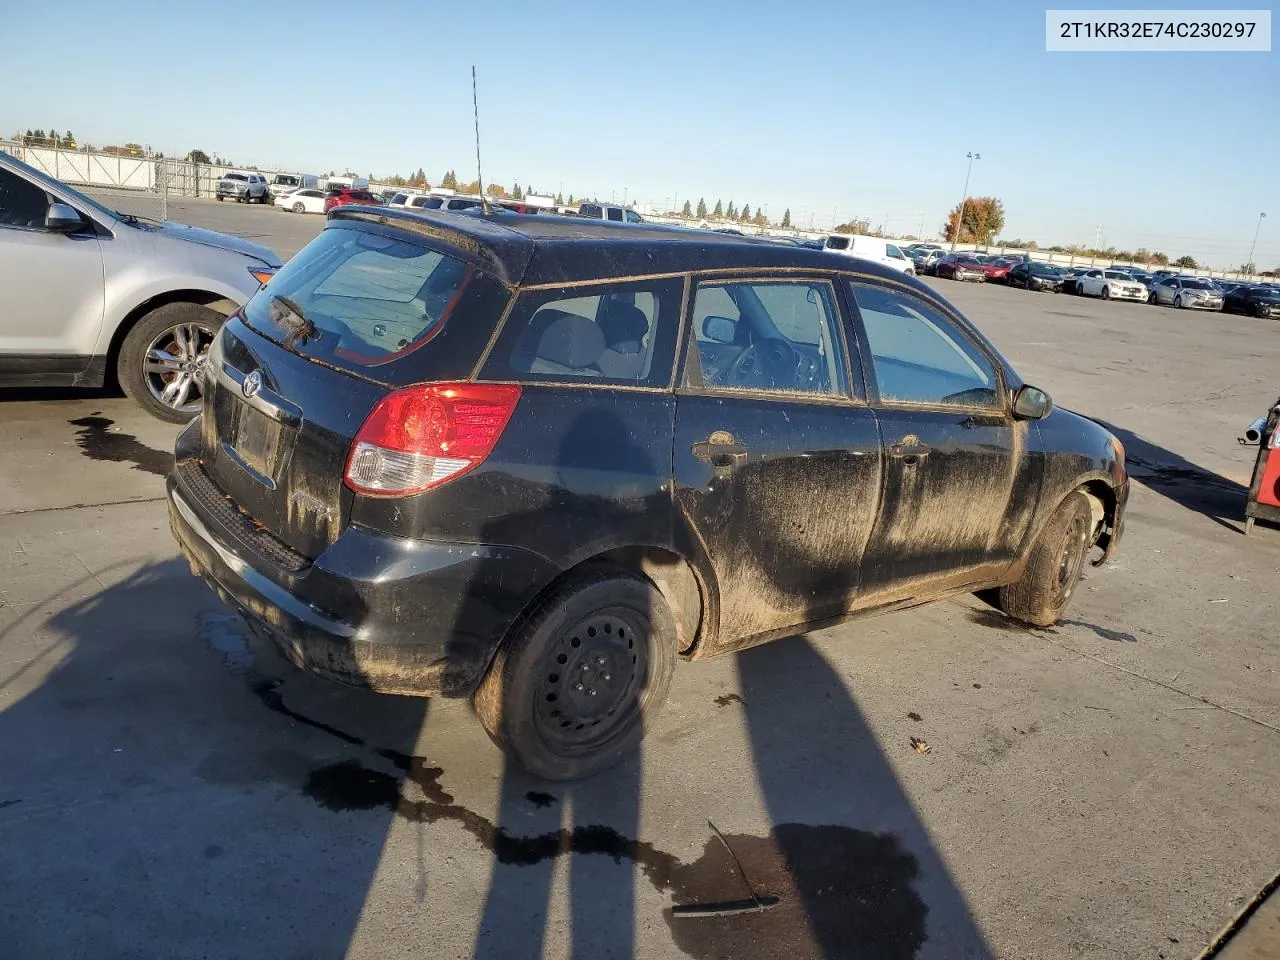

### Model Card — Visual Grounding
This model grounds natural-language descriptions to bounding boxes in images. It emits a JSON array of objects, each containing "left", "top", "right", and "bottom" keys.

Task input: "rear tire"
[
  {"left": 997, "top": 490, "right": 1094, "bottom": 627},
  {"left": 292, "top": 202, "right": 305, "bottom": 214},
  {"left": 117, "top": 302, "right": 224, "bottom": 424},
  {"left": 473, "top": 568, "right": 677, "bottom": 781},
  {"left": 215, "top": 195, "right": 223, "bottom": 202}
]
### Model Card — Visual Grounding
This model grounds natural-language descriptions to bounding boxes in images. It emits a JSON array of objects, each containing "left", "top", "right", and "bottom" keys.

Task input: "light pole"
[
  {"left": 950, "top": 152, "right": 981, "bottom": 252},
  {"left": 1246, "top": 212, "right": 1266, "bottom": 276}
]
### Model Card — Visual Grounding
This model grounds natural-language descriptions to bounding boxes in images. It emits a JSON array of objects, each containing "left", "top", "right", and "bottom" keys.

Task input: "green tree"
[
  {"left": 441, "top": 170, "right": 457, "bottom": 189},
  {"left": 740, "top": 203, "right": 750, "bottom": 221},
  {"left": 726, "top": 201, "right": 736, "bottom": 219},
  {"left": 1173, "top": 255, "right": 1198, "bottom": 269},
  {"left": 33, "top": 129, "right": 45, "bottom": 143},
  {"left": 942, "top": 196, "right": 1005, "bottom": 244},
  {"left": 712, "top": 199, "right": 723, "bottom": 218},
  {"left": 555, "top": 192, "right": 564, "bottom": 205},
  {"left": 782, "top": 208, "right": 792, "bottom": 228},
  {"left": 753, "top": 211, "right": 768, "bottom": 227},
  {"left": 697, "top": 198, "right": 708, "bottom": 219},
  {"left": 511, "top": 182, "right": 523, "bottom": 200},
  {"left": 681, "top": 199, "right": 692, "bottom": 217},
  {"left": 63, "top": 130, "right": 76, "bottom": 148},
  {"left": 568, "top": 193, "right": 575, "bottom": 205},
  {"left": 187, "top": 149, "right": 211, "bottom": 164},
  {"left": 1149, "top": 251, "right": 1169, "bottom": 265}
]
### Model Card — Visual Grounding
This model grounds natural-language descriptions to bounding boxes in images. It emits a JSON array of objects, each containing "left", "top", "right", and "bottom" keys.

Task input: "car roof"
[{"left": 328, "top": 207, "right": 915, "bottom": 288}]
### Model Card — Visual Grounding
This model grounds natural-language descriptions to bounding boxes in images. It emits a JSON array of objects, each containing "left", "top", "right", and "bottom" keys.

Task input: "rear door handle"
[{"left": 692, "top": 431, "right": 749, "bottom": 467}]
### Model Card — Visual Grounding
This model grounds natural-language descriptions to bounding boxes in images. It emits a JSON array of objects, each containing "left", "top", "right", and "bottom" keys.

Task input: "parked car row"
[{"left": 897, "top": 244, "right": 1276, "bottom": 315}]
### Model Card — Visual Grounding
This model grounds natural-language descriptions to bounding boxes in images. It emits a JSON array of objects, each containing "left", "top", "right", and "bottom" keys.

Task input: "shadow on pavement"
[
  {"left": 0, "top": 560, "right": 429, "bottom": 960},
  {"left": 1094, "top": 419, "right": 1249, "bottom": 532}
]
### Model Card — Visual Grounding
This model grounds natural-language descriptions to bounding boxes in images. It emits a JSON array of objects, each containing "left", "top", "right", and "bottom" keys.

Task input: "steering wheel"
[{"left": 728, "top": 337, "right": 797, "bottom": 389}]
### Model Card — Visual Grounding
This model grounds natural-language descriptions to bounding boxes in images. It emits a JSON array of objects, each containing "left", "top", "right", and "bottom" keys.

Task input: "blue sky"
[{"left": 4, "top": 1, "right": 1277, "bottom": 267}]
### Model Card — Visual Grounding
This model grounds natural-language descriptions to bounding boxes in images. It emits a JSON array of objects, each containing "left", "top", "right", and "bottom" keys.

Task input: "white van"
[{"left": 824, "top": 234, "right": 915, "bottom": 275}]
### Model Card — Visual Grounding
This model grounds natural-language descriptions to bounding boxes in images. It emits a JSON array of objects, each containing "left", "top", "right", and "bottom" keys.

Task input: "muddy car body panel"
[{"left": 168, "top": 210, "right": 1128, "bottom": 705}]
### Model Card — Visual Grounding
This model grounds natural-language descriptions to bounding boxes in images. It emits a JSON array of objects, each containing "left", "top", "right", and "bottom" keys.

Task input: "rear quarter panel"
[{"left": 352, "top": 386, "right": 678, "bottom": 569}]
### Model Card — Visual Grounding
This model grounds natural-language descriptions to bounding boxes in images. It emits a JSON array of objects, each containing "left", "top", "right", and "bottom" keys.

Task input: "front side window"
[
  {"left": 887, "top": 244, "right": 905, "bottom": 259},
  {"left": 625, "top": 210, "right": 642, "bottom": 223},
  {"left": 0, "top": 167, "right": 50, "bottom": 228},
  {"left": 848, "top": 281, "right": 1001, "bottom": 409},
  {"left": 481, "top": 278, "right": 684, "bottom": 387},
  {"left": 688, "top": 280, "right": 848, "bottom": 397}
]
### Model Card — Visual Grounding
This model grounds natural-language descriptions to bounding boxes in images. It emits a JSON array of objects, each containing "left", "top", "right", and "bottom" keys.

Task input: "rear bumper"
[{"left": 167, "top": 460, "right": 560, "bottom": 697}]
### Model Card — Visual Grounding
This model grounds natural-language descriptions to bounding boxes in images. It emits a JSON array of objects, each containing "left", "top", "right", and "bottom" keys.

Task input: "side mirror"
[
  {"left": 1013, "top": 384, "right": 1053, "bottom": 420},
  {"left": 702, "top": 315, "right": 737, "bottom": 344},
  {"left": 46, "top": 202, "right": 86, "bottom": 233}
]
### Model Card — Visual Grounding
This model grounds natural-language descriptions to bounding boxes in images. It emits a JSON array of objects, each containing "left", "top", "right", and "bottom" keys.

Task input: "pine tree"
[
  {"left": 782, "top": 208, "right": 792, "bottom": 228},
  {"left": 740, "top": 203, "right": 750, "bottom": 221},
  {"left": 512, "top": 182, "right": 523, "bottom": 200},
  {"left": 712, "top": 199, "right": 723, "bottom": 218},
  {"left": 555, "top": 192, "right": 564, "bottom": 205},
  {"left": 697, "top": 198, "right": 708, "bottom": 219},
  {"left": 726, "top": 201, "right": 736, "bottom": 220},
  {"left": 568, "top": 193, "right": 575, "bottom": 204},
  {"left": 681, "top": 200, "right": 692, "bottom": 217}
]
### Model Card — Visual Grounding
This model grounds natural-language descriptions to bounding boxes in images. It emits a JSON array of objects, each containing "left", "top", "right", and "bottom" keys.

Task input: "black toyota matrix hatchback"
[{"left": 168, "top": 209, "right": 1128, "bottom": 779}]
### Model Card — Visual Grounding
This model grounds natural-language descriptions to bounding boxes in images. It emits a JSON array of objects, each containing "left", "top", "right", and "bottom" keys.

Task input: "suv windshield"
[{"left": 241, "top": 226, "right": 508, "bottom": 379}]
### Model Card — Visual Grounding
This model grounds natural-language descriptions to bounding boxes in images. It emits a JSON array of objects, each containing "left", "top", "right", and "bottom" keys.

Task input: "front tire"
[
  {"left": 117, "top": 302, "right": 223, "bottom": 423},
  {"left": 473, "top": 568, "right": 677, "bottom": 781},
  {"left": 215, "top": 195, "right": 223, "bottom": 202},
  {"left": 292, "top": 202, "right": 305, "bottom": 214},
  {"left": 1101, "top": 285, "right": 1111, "bottom": 300},
  {"left": 1175, "top": 295, "right": 1184, "bottom": 309},
  {"left": 997, "top": 490, "right": 1094, "bottom": 627}
]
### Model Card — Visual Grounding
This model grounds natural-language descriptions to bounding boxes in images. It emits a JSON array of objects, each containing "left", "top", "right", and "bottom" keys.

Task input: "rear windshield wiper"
[{"left": 268, "top": 295, "right": 318, "bottom": 347}]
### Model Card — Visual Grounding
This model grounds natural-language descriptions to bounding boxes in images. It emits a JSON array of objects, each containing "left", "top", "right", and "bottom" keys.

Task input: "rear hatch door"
[{"left": 199, "top": 218, "right": 519, "bottom": 560}]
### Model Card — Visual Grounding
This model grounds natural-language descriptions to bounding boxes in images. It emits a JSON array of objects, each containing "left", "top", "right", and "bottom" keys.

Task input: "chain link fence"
[{"left": 2, "top": 138, "right": 168, "bottom": 220}]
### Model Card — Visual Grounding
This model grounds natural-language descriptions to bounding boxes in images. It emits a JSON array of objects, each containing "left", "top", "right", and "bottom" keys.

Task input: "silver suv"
[
  {"left": 0, "top": 151, "right": 282, "bottom": 421},
  {"left": 216, "top": 171, "right": 271, "bottom": 204}
]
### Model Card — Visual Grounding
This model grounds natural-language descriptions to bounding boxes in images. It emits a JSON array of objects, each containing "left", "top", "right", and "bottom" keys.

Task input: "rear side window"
[
  {"left": 480, "top": 278, "right": 684, "bottom": 387},
  {"left": 241, "top": 225, "right": 510, "bottom": 381},
  {"left": 606, "top": 207, "right": 623, "bottom": 222},
  {"left": 826, "top": 236, "right": 850, "bottom": 250}
]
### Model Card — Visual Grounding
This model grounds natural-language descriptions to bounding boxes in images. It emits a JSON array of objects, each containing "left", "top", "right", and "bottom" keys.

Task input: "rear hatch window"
[{"left": 240, "top": 223, "right": 511, "bottom": 385}]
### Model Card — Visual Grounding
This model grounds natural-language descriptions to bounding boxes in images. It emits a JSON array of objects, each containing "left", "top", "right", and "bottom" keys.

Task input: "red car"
[
  {"left": 979, "top": 258, "right": 1017, "bottom": 282},
  {"left": 935, "top": 255, "right": 987, "bottom": 282},
  {"left": 323, "top": 188, "right": 383, "bottom": 214}
]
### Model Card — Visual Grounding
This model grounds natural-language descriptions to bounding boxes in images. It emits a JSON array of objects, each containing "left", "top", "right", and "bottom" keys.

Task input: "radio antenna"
[{"left": 472, "top": 66, "right": 492, "bottom": 215}]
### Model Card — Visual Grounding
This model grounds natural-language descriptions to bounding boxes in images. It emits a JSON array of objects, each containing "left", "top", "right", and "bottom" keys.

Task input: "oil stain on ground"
[
  {"left": 68, "top": 415, "right": 172, "bottom": 477},
  {"left": 208, "top": 617, "right": 929, "bottom": 957},
  {"left": 300, "top": 758, "right": 927, "bottom": 958},
  {"left": 714, "top": 693, "right": 745, "bottom": 707}
]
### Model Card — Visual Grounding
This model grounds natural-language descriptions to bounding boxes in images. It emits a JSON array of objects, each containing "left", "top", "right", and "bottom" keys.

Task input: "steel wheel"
[
  {"left": 534, "top": 607, "right": 649, "bottom": 757},
  {"left": 1053, "top": 509, "right": 1091, "bottom": 608},
  {"left": 144, "top": 321, "right": 215, "bottom": 414}
]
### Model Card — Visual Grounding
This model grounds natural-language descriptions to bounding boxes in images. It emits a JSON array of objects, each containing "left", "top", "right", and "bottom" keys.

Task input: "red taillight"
[{"left": 344, "top": 383, "right": 521, "bottom": 497}]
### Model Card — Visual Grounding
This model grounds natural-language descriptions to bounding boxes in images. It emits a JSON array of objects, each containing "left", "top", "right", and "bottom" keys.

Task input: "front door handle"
[
  {"left": 692, "top": 430, "right": 749, "bottom": 467},
  {"left": 888, "top": 435, "right": 931, "bottom": 466}
]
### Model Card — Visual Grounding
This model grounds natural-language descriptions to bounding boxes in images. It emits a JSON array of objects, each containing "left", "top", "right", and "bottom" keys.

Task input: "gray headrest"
[{"left": 534, "top": 311, "right": 606, "bottom": 369}]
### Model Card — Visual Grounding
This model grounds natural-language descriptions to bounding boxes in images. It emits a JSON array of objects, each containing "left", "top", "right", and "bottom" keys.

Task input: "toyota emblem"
[{"left": 242, "top": 370, "right": 263, "bottom": 399}]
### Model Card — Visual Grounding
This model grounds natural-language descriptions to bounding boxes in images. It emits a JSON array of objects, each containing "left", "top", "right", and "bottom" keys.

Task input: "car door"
[
  {"left": 845, "top": 279, "right": 1041, "bottom": 603},
  {"left": 0, "top": 164, "right": 105, "bottom": 381},
  {"left": 673, "top": 275, "right": 883, "bottom": 653},
  {"left": 1158, "top": 278, "right": 1178, "bottom": 304},
  {"left": 1079, "top": 270, "right": 1103, "bottom": 296}
]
